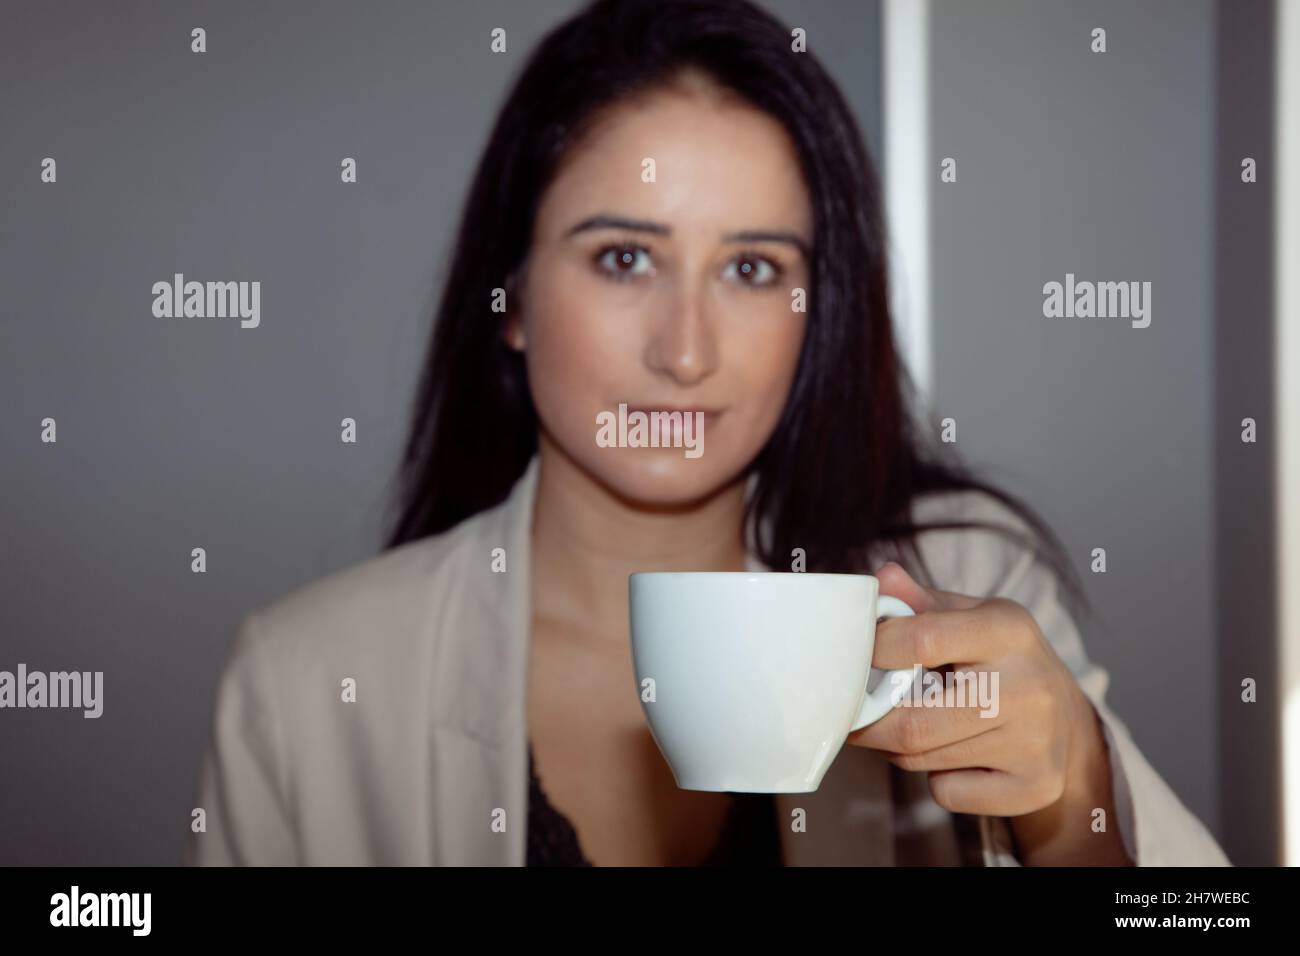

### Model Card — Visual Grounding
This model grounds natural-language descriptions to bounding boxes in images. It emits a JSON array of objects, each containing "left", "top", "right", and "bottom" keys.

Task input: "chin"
[{"left": 583, "top": 448, "right": 743, "bottom": 508}]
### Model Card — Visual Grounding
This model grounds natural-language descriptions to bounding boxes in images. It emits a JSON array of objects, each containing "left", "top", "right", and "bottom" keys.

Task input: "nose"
[{"left": 642, "top": 274, "right": 719, "bottom": 386}]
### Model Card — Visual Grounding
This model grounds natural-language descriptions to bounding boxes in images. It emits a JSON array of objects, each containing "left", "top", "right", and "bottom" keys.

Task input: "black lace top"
[{"left": 526, "top": 740, "right": 784, "bottom": 866}]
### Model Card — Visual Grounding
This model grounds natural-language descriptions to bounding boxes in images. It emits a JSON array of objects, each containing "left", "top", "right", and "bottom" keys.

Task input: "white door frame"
[{"left": 883, "top": 0, "right": 933, "bottom": 401}]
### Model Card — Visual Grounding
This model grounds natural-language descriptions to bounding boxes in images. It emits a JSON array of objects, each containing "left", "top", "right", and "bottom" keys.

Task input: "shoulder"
[
  {"left": 888, "top": 487, "right": 1052, "bottom": 601},
  {"left": 897, "top": 488, "right": 1100, "bottom": 704},
  {"left": 230, "top": 505, "right": 495, "bottom": 672}
]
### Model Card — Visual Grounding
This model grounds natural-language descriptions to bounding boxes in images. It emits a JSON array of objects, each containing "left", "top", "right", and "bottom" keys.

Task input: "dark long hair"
[{"left": 383, "top": 0, "right": 1087, "bottom": 617}]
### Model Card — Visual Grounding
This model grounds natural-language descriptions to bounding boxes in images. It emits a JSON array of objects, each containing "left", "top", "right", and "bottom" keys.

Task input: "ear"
[
  {"left": 502, "top": 312, "right": 526, "bottom": 352},
  {"left": 501, "top": 266, "right": 527, "bottom": 351}
]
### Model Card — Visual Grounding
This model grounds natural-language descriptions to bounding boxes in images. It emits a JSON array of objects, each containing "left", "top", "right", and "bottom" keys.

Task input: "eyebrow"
[{"left": 564, "top": 213, "right": 810, "bottom": 260}]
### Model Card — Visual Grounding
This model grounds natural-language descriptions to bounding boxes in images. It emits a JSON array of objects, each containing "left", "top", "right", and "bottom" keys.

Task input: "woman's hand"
[{"left": 846, "top": 561, "right": 1133, "bottom": 866}]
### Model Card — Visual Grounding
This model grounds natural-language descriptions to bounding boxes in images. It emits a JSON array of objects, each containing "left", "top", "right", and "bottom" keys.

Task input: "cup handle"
[{"left": 849, "top": 595, "right": 921, "bottom": 731}]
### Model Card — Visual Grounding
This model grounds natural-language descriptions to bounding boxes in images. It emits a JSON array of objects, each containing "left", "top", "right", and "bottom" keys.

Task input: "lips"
[
  {"left": 625, "top": 407, "right": 724, "bottom": 435},
  {"left": 625, "top": 406, "right": 723, "bottom": 418},
  {"left": 599, "top": 404, "right": 717, "bottom": 458}
]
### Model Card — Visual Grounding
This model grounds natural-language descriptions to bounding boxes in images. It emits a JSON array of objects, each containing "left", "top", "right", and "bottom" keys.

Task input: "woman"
[{"left": 188, "top": 0, "right": 1228, "bottom": 866}]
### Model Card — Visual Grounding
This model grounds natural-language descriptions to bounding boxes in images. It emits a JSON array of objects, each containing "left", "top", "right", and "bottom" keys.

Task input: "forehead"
[{"left": 535, "top": 84, "right": 813, "bottom": 240}]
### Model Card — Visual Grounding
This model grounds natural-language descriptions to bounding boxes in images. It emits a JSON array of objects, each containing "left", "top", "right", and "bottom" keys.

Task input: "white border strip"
[
  {"left": 1277, "top": 0, "right": 1300, "bottom": 868},
  {"left": 883, "top": 0, "right": 933, "bottom": 400}
]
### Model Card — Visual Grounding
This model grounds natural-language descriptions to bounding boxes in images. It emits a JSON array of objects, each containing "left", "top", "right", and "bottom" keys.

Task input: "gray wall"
[
  {"left": 0, "top": 0, "right": 882, "bottom": 865},
  {"left": 928, "top": 0, "right": 1273, "bottom": 858}
]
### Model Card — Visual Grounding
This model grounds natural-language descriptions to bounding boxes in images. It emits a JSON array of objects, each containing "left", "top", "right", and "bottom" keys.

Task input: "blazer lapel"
[{"left": 428, "top": 455, "right": 540, "bottom": 866}]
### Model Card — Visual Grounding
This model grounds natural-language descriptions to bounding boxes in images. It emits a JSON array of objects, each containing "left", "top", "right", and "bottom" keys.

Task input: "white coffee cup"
[{"left": 628, "top": 571, "right": 919, "bottom": 792}]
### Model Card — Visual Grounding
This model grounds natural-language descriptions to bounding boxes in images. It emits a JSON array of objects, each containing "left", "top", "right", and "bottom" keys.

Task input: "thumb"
[{"left": 874, "top": 560, "right": 981, "bottom": 614}]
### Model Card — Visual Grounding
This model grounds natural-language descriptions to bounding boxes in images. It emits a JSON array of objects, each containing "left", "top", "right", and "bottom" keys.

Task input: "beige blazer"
[{"left": 186, "top": 455, "right": 1230, "bottom": 866}]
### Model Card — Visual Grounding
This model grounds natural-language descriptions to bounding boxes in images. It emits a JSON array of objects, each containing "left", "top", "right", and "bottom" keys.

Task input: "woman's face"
[{"left": 507, "top": 76, "right": 813, "bottom": 505}]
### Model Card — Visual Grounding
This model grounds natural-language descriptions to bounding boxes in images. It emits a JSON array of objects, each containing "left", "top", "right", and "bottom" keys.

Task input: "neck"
[{"left": 530, "top": 432, "right": 750, "bottom": 630}]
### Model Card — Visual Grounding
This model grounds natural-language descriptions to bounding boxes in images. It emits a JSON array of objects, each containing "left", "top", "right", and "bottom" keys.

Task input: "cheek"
[
  {"left": 731, "top": 314, "right": 807, "bottom": 421},
  {"left": 521, "top": 278, "right": 628, "bottom": 430}
]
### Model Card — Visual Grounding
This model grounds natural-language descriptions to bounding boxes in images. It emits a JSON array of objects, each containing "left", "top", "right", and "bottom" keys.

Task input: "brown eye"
[
  {"left": 596, "top": 244, "right": 653, "bottom": 280},
  {"left": 725, "top": 253, "right": 780, "bottom": 287}
]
